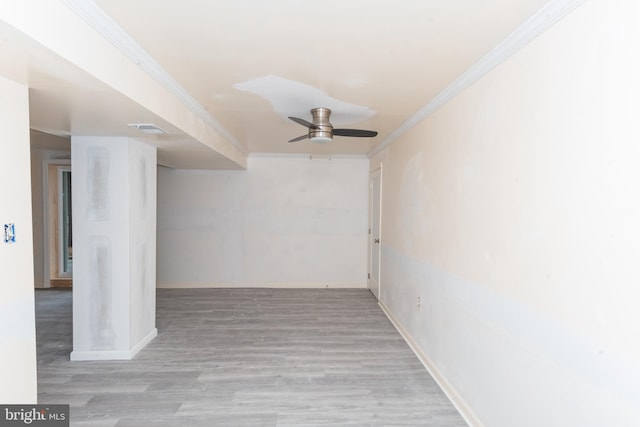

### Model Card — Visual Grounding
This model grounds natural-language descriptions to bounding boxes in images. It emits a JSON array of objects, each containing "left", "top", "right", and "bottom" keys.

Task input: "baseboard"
[
  {"left": 130, "top": 328, "right": 158, "bottom": 358},
  {"left": 156, "top": 282, "right": 367, "bottom": 289},
  {"left": 378, "top": 301, "right": 484, "bottom": 427},
  {"left": 50, "top": 278, "right": 72, "bottom": 288},
  {"left": 70, "top": 328, "right": 157, "bottom": 361},
  {"left": 70, "top": 349, "right": 134, "bottom": 361}
]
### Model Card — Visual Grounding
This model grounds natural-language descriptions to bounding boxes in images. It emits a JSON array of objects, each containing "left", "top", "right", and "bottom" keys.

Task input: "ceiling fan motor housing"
[
  {"left": 287, "top": 107, "right": 377, "bottom": 143},
  {"left": 309, "top": 107, "right": 333, "bottom": 142}
]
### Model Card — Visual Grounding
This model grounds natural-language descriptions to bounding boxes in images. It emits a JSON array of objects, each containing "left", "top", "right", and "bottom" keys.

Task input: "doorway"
[
  {"left": 47, "top": 163, "right": 72, "bottom": 288},
  {"left": 368, "top": 167, "right": 382, "bottom": 299}
]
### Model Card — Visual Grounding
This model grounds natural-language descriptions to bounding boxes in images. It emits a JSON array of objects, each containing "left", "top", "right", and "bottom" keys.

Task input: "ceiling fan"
[{"left": 288, "top": 107, "right": 378, "bottom": 143}]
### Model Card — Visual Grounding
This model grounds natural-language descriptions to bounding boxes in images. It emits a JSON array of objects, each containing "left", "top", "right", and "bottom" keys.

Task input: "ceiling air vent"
[{"left": 128, "top": 123, "right": 167, "bottom": 134}]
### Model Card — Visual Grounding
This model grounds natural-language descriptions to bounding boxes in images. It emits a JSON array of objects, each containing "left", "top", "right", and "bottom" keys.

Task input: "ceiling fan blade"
[
  {"left": 288, "top": 116, "right": 317, "bottom": 129},
  {"left": 333, "top": 129, "right": 378, "bottom": 138},
  {"left": 288, "top": 134, "right": 309, "bottom": 143}
]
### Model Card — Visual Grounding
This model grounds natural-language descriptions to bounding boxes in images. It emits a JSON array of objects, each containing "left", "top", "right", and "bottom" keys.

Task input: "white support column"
[
  {"left": 0, "top": 76, "right": 37, "bottom": 403},
  {"left": 71, "top": 136, "right": 157, "bottom": 361}
]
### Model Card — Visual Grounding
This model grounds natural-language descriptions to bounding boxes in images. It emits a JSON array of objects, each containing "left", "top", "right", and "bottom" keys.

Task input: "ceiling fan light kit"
[
  {"left": 310, "top": 135, "right": 333, "bottom": 144},
  {"left": 288, "top": 107, "right": 377, "bottom": 143}
]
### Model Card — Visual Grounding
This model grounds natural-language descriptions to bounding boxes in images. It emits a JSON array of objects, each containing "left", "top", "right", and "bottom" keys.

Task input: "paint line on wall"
[
  {"left": 233, "top": 75, "right": 376, "bottom": 125},
  {"left": 381, "top": 245, "right": 640, "bottom": 408}
]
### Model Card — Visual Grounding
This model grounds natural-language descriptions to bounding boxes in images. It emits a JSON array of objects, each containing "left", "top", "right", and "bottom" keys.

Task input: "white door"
[{"left": 368, "top": 168, "right": 382, "bottom": 299}]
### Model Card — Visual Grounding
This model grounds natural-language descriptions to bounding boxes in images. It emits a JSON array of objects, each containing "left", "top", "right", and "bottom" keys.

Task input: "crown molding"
[
  {"left": 248, "top": 152, "right": 369, "bottom": 160},
  {"left": 369, "top": 0, "right": 586, "bottom": 157},
  {"left": 61, "top": 0, "right": 247, "bottom": 156}
]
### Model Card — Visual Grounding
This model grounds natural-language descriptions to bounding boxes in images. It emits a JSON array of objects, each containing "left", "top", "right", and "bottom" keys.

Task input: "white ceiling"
[{"left": 0, "top": 0, "right": 552, "bottom": 168}]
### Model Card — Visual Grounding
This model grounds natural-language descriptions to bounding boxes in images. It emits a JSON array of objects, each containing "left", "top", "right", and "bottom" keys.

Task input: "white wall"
[
  {"left": 157, "top": 155, "right": 369, "bottom": 288},
  {"left": 71, "top": 136, "right": 157, "bottom": 360},
  {"left": 375, "top": 1, "right": 640, "bottom": 426},
  {"left": 128, "top": 139, "right": 157, "bottom": 350},
  {"left": 0, "top": 76, "right": 37, "bottom": 402}
]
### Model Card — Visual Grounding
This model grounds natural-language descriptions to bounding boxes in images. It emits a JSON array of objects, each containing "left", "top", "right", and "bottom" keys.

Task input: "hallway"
[{"left": 36, "top": 289, "right": 466, "bottom": 426}]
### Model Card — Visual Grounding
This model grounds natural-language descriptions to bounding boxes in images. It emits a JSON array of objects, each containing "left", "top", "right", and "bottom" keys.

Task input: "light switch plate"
[{"left": 3, "top": 223, "right": 15, "bottom": 243}]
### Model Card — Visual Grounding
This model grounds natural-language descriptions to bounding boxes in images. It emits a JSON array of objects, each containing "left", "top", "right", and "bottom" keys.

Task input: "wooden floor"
[{"left": 36, "top": 288, "right": 467, "bottom": 426}]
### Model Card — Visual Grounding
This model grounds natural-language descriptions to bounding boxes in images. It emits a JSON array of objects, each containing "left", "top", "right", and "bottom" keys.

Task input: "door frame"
[
  {"left": 368, "top": 165, "right": 382, "bottom": 299},
  {"left": 43, "top": 159, "right": 72, "bottom": 288},
  {"left": 56, "top": 166, "right": 72, "bottom": 279}
]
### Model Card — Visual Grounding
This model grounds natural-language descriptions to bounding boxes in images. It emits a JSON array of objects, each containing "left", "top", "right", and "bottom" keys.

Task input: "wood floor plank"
[{"left": 36, "top": 288, "right": 467, "bottom": 426}]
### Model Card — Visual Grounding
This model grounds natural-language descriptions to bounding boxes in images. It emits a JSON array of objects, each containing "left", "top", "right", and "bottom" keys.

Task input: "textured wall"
[
  {"left": 375, "top": 1, "right": 640, "bottom": 426},
  {"left": 157, "top": 155, "right": 369, "bottom": 287}
]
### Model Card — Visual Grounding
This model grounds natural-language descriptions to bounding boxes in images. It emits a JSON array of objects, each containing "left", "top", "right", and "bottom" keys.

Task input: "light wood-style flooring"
[{"left": 36, "top": 288, "right": 467, "bottom": 426}]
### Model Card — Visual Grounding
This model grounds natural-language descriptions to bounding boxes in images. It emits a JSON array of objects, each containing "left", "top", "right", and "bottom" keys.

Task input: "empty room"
[{"left": 1, "top": 0, "right": 639, "bottom": 426}]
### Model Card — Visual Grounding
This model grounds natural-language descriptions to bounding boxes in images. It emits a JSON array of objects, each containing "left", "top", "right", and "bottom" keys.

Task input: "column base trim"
[{"left": 70, "top": 328, "right": 158, "bottom": 361}]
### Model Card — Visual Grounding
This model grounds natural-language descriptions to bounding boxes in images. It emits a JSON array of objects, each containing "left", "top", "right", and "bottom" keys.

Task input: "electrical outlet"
[{"left": 417, "top": 296, "right": 421, "bottom": 309}]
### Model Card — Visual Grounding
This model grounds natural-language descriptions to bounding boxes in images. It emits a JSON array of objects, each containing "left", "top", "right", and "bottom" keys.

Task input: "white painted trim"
[
  {"left": 60, "top": 0, "right": 247, "bottom": 156},
  {"left": 31, "top": 126, "right": 71, "bottom": 138},
  {"left": 367, "top": 166, "right": 382, "bottom": 299},
  {"left": 70, "top": 350, "right": 132, "bottom": 361},
  {"left": 369, "top": 0, "right": 586, "bottom": 157},
  {"left": 70, "top": 328, "right": 157, "bottom": 361},
  {"left": 156, "top": 282, "right": 367, "bottom": 289},
  {"left": 378, "top": 300, "right": 484, "bottom": 427},
  {"left": 130, "top": 328, "right": 158, "bottom": 358},
  {"left": 56, "top": 166, "right": 72, "bottom": 279},
  {"left": 42, "top": 159, "right": 72, "bottom": 288},
  {"left": 248, "top": 152, "right": 369, "bottom": 160}
]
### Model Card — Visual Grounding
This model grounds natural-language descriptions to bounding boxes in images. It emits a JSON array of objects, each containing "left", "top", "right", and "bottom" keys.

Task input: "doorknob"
[{"left": 374, "top": 238, "right": 380, "bottom": 244}]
